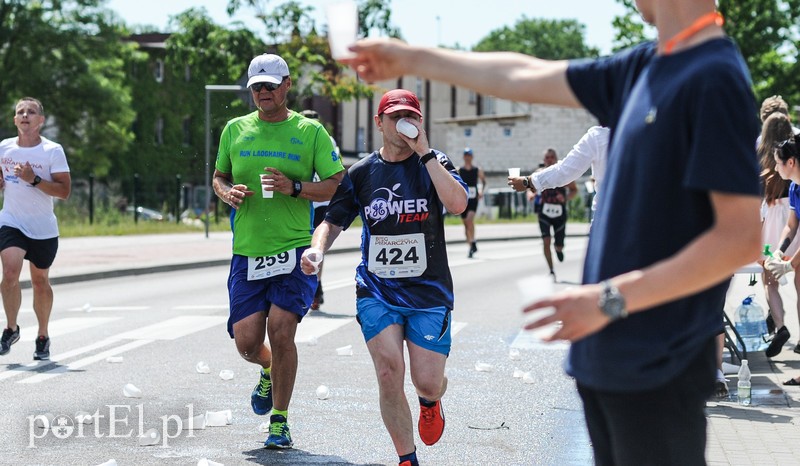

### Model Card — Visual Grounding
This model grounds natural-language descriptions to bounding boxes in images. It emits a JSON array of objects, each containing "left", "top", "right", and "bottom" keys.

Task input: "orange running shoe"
[{"left": 418, "top": 399, "right": 445, "bottom": 446}]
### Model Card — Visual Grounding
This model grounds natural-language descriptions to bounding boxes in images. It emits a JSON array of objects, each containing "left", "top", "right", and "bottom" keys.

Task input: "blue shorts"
[
  {"left": 226, "top": 248, "right": 317, "bottom": 338},
  {"left": 356, "top": 297, "right": 452, "bottom": 356}
]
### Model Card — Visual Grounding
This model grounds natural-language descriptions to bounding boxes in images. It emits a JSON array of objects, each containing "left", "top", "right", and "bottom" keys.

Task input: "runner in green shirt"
[{"left": 212, "top": 53, "right": 345, "bottom": 450}]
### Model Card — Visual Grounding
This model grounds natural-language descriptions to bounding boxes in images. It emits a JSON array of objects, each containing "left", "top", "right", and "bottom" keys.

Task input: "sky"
[{"left": 105, "top": 0, "right": 629, "bottom": 55}]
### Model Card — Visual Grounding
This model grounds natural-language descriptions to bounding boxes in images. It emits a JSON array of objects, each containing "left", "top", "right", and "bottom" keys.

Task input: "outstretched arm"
[{"left": 342, "top": 39, "right": 580, "bottom": 108}]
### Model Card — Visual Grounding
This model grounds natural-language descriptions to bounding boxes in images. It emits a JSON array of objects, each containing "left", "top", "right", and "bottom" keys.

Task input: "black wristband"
[
  {"left": 291, "top": 180, "right": 302, "bottom": 198},
  {"left": 780, "top": 237, "right": 792, "bottom": 254},
  {"left": 420, "top": 151, "right": 436, "bottom": 165}
]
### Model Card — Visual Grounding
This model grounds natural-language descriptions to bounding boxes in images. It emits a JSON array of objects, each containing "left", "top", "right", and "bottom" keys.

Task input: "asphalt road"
[{"left": 0, "top": 237, "right": 593, "bottom": 466}]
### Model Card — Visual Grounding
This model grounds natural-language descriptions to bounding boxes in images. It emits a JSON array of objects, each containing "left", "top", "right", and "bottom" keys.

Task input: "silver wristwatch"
[{"left": 598, "top": 280, "right": 627, "bottom": 321}]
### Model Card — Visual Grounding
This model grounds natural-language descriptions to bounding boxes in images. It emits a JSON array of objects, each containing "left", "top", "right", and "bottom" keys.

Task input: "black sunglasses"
[
  {"left": 250, "top": 80, "right": 284, "bottom": 92},
  {"left": 777, "top": 137, "right": 799, "bottom": 158}
]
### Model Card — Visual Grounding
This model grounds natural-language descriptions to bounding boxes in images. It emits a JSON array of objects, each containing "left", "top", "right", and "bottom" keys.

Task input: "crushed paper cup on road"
[
  {"left": 123, "top": 383, "right": 142, "bottom": 398},
  {"left": 512, "top": 368, "right": 525, "bottom": 378},
  {"left": 522, "top": 372, "right": 536, "bottom": 384},
  {"left": 205, "top": 410, "right": 232, "bottom": 427},
  {"left": 474, "top": 362, "right": 494, "bottom": 372},
  {"left": 316, "top": 385, "right": 330, "bottom": 400},
  {"left": 82, "top": 303, "right": 92, "bottom": 313},
  {"left": 75, "top": 411, "right": 94, "bottom": 424},
  {"left": 138, "top": 427, "right": 161, "bottom": 446},
  {"left": 95, "top": 460, "right": 117, "bottom": 466},
  {"left": 198, "top": 460, "right": 224, "bottom": 466},
  {"left": 509, "top": 348, "right": 521, "bottom": 360},
  {"left": 182, "top": 413, "right": 206, "bottom": 430},
  {"left": 258, "top": 421, "right": 270, "bottom": 433},
  {"left": 307, "top": 336, "right": 319, "bottom": 346},
  {"left": 196, "top": 361, "right": 210, "bottom": 373},
  {"left": 106, "top": 356, "right": 123, "bottom": 363},
  {"left": 336, "top": 345, "right": 353, "bottom": 356},
  {"left": 218, "top": 369, "right": 234, "bottom": 380}
]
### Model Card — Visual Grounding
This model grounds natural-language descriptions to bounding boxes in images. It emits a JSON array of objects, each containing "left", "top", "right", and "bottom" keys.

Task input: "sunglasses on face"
[{"left": 250, "top": 80, "right": 284, "bottom": 92}]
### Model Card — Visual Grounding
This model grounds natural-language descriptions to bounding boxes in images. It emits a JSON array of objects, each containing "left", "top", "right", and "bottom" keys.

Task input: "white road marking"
[
  {"left": 451, "top": 321, "right": 467, "bottom": 337},
  {"left": 115, "top": 316, "right": 226, "bottom": 340},
  {"left": 172, "top": 305, "right": 229, "bottom": 311},
  {"left": 67, "top": 306, "right": 151, "bottom": 312},
  {"left": 510, "top": 330, "right": 570, "bottom": 351},
  {"left": 296, "top": 315, "right": 353, "bottom": 343},
  {"left": 19, "top": 317, "right": 120, "bottom": 342},
  {"left": 19, "top": 339, "right": 154, "bottom": 384}
]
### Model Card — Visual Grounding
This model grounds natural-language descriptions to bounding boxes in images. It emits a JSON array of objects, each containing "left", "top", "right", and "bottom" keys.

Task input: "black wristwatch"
[
  {"left": 419, "top": 151, "right": 437, "bottom": 165},
  {"left": 598, "top": 280, "right": 627, "bottom": 321},
  {"left": 522, "top": 176, "right": 530, "bottom": 188},
  {"left": 31, "top": 175, "right": 42, "bottom": 187},
  {"left": 290, "top": 180, "right": 303, "bottom": 198}
]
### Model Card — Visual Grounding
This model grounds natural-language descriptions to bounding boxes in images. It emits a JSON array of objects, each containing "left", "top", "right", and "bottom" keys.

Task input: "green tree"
[
  {"left": 224, "top": 0, "right": 400, "bottom": 105},
  {"left": 612, "top": 0, "right": 800, "bottom": 106},
  {"left": 473, "top": 16, "right": 600, "bottom": 59},
  {"left": 114, "top": 8, "right": 266, "bottom": 208},
  {"left": 0, "top": 0, "right": 136, "bottom": 178}
]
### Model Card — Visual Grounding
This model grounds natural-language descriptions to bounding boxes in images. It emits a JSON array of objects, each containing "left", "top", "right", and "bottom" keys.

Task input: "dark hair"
[
  {"left": 759, "top": 113, "right": 793, "bottom": 203},
  {"left": 776, "top": 136, "right": 800, "bottom": 163}
]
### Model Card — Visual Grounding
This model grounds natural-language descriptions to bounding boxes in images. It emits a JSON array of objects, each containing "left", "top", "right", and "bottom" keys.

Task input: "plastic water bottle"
[
  {"left": 734, "top": 296, "right": 768, "bottom": 352},
  {"left": 763, "top": 244, "right": 788, "bottom": 285},
  {"left": 737, "top": 359, "right": 752, "bottom": 406}
]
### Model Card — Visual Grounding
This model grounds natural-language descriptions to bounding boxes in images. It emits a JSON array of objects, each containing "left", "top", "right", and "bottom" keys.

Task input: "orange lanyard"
[{"left": 663, "top": 12, "right": 724, "bottom": 54}]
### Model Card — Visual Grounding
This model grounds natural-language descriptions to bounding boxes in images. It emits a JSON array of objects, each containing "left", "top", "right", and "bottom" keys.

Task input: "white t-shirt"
[
  {"left": 0, "top": 136, "right": 70, "bottom": 238},
  {"left": 531, "top": 126, "right": 609, "bottom": 211}
]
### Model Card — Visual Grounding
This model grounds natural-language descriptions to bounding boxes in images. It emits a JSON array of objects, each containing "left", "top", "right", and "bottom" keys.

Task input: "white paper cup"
[
  {"left": 508, "top": 167, "right": 521, "bottom": 177},
  {"left": 303, "top": 248, "right": 323, "bottom": 274},
  {"left": 260, "top": 174, "right": 274, "bottom": 198},
  {"left": 336, "top": 344, "right": 353, "bottom": 356},
  {"left": 517, "top": 275, "right": 560, "bottom": 341},
  {"left": 327, "top": 1, "right": 358, "bottom": 59}
]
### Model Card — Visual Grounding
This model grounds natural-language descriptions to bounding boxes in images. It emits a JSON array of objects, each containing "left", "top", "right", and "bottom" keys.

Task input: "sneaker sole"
[
  {"left": 33, "top": 353, "right": 50, "bottom": 361},
  {"left": 264, "top": 441, "right": 293, "bottom": 449}
]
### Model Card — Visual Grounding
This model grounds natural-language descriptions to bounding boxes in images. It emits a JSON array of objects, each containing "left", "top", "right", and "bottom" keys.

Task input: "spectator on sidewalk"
[
  {"left": 339, "top": 1, "right": 762, "bottom": 463},
  {"left": 0, "top": 97, "right": 71, "bottom": 361},
  {"left": 457, "top": 147, "right": 486, "bottom": 258},
  {"left": 758, "top": 113, "right": 799, "bottom": 358},
  {"left": 300, "top": 89, "right": 467, "bottom": 466},
  {"left": 765, "top": 137, "right": 800, "bottom": 380},
  {"left": 213, "top": 53, "right": 345, "bottom": 449}
]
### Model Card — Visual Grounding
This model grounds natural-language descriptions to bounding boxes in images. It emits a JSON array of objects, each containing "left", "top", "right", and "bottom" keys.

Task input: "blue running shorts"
[
  {"left": 356, "top": 297, "right": 452, "bottom": 356},
  {"left": 226, "top": 247, "right": 317, "bottom": 338}
]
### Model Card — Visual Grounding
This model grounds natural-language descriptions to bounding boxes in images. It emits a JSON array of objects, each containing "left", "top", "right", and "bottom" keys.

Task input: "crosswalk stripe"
[
  {"left": 19, "top": 339, "right": 154, "bottom": 384},
  {"left": 115, "top": 316, "right": 226, "bottom": 340},
  {"left": 295, "top": 315, "right": 353, "bottom": 343},
  {"left": 66, "top": 306, "right": 150, "bottom": 312},
  {"left": 19, "top": 317, "right": 120, "bottom": 342}
]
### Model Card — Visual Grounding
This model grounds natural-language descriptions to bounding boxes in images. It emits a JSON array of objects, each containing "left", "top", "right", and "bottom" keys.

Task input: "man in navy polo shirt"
[{"left": 340, "top": 1, "right": 762, "bottom": 464}]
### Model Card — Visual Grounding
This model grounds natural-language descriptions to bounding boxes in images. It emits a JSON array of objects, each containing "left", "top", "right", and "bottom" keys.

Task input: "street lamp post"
[{"left": 204, "top": 84, "right": 244, "bottom": 238}]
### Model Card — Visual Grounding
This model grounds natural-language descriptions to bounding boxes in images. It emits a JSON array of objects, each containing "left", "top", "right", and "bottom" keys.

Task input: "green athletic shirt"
[{"left": 216, "top": 110, "right": 343, "bottom": 257}]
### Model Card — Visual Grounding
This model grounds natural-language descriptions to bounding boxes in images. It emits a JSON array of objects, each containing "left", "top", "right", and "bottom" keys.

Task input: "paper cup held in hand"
[
  {"left": 508, "top": 167, "right": 521, "bottom": 177},
  {"left": 396, "top": 118, "right": 419, "bottom": 138},
  {"left": 260, "top": 174, "right": 274, "bottom": 198},
  {"left": 517, "top": 275, "right": 560, "bottom": 341},
  {"left": 303, "top": 248, "right": 323, "bottom": 275},
  {"left": 326, "top": 1, "right": 359, "bottom": 59}
]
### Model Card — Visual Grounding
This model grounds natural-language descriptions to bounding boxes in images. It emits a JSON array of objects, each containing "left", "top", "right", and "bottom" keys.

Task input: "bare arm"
[
  {"left": 343, "top": 39, "right": 580, "bottom": 108},
  {"left": 301, "top": 221, "right": 344, "bottom": 275},
  {"left": 262, "top": 167, "right": 345, "bottom": 202},
  {"left": 40, "top": 172, "right": 71, "bottom": 200},
  {"left": 477, "top": 168, "right": 487, "bottom": 200},
  {"left": 399, "top": 119, "right": 468, "bottom": 214},
  {"left": 213, "top": 169, "right": 253, "bottom": 210},
  {"left": 523, "top": 192, "right": 762, "bottom": 341},
  {"left": 565, "top": 181, "right": 578, "bottom": 201},
  {"left": 783, "top": 214, "right": 800, "bottom": 267}
]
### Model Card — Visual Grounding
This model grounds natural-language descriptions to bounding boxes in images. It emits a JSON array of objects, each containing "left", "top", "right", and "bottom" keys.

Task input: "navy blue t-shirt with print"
[
  {"left": 325, "top": 150, "right": 468, "bottom": 310},
  {"left": 565, "top": 38, "right": 760, "bottom": 392}
]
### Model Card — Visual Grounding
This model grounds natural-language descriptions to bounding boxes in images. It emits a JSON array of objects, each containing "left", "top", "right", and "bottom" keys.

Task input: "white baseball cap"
[{"left": 246, "top": 54, "right": 290, "bottom": 88}]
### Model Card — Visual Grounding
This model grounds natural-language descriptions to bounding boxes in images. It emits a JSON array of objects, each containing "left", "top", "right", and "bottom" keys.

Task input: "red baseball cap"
[{"left": 377, "top": 89, "right": 422, "bottom": 116}]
